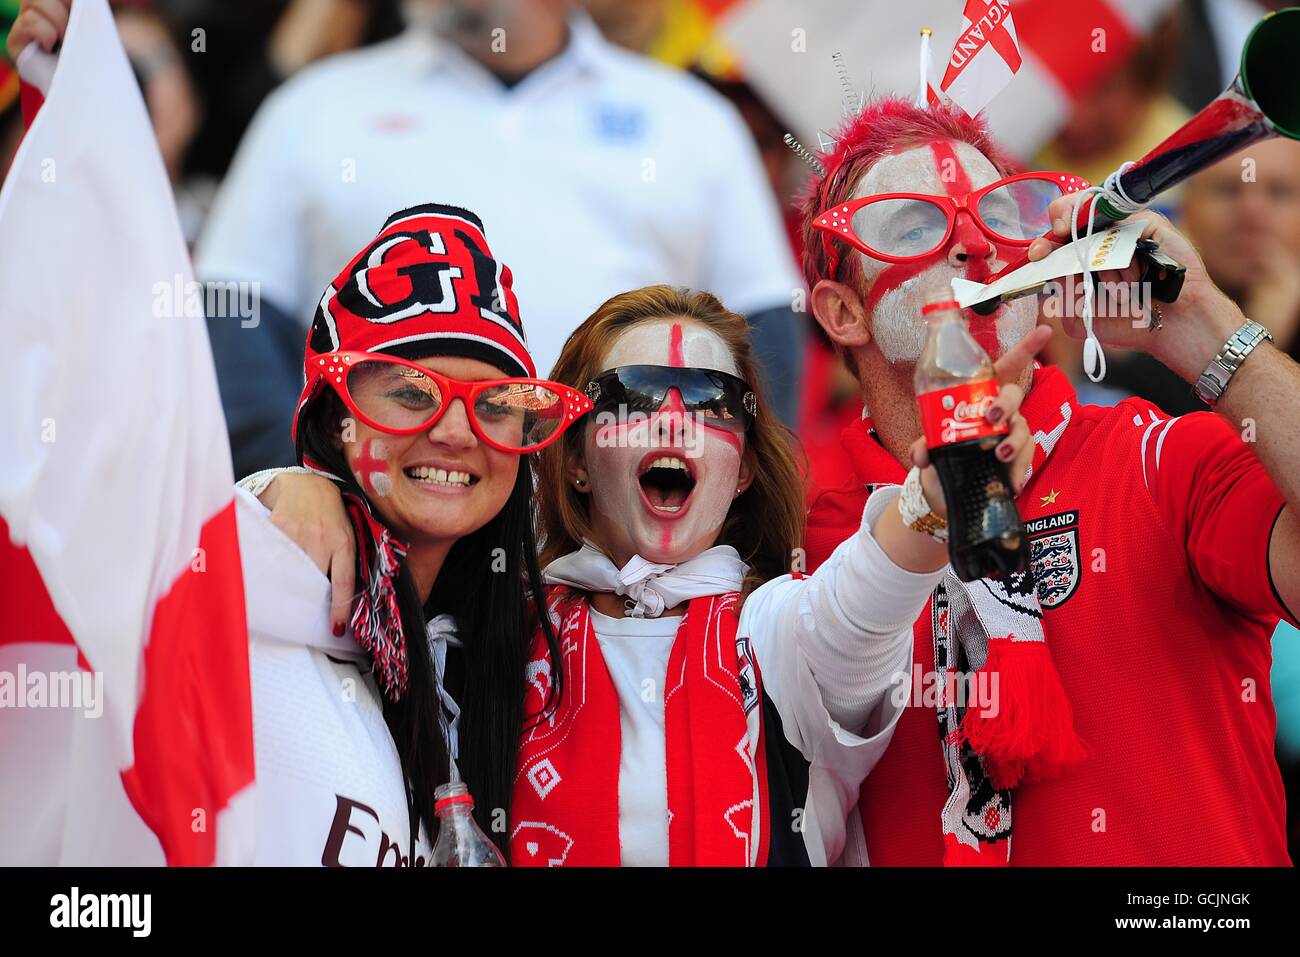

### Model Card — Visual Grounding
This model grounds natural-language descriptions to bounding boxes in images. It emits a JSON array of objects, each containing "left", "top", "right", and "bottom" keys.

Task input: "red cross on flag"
[
  {"left": 0, "top": 0, "right": 254, "bottom": 865},
  {"left": 939, "top": 0, "right": 1023, "bottom": 117}
]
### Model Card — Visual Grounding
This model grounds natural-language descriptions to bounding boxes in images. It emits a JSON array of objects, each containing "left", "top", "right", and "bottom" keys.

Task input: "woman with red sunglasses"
[{"left": 236, "top": 204, "right": 587, "bottom": 864}]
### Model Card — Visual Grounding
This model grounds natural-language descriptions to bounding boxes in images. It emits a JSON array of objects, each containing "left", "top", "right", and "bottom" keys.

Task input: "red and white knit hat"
[{"left": 293, "top": 202, "right": 535, "bottom": 445}]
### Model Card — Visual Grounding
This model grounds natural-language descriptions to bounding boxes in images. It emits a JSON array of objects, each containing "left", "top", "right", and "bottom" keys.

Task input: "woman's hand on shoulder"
[{"left": 263, "top": 472, "right": 357, "bottom": 636}]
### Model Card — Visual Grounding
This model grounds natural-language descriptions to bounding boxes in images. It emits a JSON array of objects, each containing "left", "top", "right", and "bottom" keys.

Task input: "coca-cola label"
[{"left": 918, "top": 380, "right": 1009, "bottom": 448}]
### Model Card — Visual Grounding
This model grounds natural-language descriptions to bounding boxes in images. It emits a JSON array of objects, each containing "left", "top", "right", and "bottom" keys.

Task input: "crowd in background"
[{"left": 3, "top": 0, "right": 1298, "bottom": 859}]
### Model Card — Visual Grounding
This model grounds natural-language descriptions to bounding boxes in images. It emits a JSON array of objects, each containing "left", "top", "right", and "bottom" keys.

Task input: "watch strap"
[{"left": 1193, "top": 319, "right": 1273, "bottom": 407}]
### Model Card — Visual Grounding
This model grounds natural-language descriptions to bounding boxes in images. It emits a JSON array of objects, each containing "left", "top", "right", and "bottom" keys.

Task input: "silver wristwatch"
[{"left": 1193, "top": 319, "right": 1273, "bottom": 407}]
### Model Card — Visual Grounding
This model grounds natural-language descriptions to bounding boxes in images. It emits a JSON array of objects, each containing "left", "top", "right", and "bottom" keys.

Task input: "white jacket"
[
  {"left": 236, "top": 488, "right": 432, "bottom": 866},
  {"left": 235, "top": 480, "right": 944, "bottom": 866}
]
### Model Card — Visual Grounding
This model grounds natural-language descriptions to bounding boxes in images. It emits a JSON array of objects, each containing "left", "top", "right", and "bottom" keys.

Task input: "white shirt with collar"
[
  {"left": 553, "top": 486, "right": 945, "bottom": 866},
  {"left": 196, "top": 14, "right": 800, "bottom": 377}
]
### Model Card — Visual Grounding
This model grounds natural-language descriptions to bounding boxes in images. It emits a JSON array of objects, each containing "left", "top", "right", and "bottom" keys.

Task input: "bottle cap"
[
  {"left": 921, "top": 299, "right": 962, "bottom": 316},
  {"left": 435, "top": 793, "right": 475, "bottom": 812},
  {"left": 434, "top": 781, "right": 475, "bottom": 813}
]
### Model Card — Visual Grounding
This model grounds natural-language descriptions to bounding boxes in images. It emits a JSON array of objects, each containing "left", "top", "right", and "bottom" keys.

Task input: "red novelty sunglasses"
[
  {"left": 309, "top": 351, "right": 592, "bottom": 454},
  {"left": 814, "top": 170, "right": 1091, "bottom": 276}
]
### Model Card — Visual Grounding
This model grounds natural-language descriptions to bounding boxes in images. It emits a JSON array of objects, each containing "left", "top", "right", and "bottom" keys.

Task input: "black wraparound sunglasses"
[{"left": 584, "top": 365, "right": 757, "bottom": 433}]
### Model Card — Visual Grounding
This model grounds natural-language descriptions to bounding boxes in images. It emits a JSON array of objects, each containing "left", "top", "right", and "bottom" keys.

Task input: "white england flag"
[
  {"left": 0, "top": 0, "right": 255, "bottom": 865},
  {"left": 716, "top": 0, "right": 1178, "bottom": 160},
  {"left": 938, "top": 0, "right": 1022, "bottom": 118}
]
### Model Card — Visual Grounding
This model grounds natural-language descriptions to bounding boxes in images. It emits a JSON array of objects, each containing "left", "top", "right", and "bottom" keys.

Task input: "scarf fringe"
[
  {"left": 344, "top": 496, "right": 410, "bottom": 702},
  {"left": 947, "top": 636, "right": 1087, "bottom": 790}
]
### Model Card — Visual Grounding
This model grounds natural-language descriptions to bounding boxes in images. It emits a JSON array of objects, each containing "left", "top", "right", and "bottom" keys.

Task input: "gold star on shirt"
[{"left": 1040, "top": 489, "right": 1061, "bottom": 507}]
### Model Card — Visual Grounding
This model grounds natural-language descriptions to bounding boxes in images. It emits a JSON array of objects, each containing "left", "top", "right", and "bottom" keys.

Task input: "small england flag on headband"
[{"left": 939, "top": 0, "right": 1022, "bottom": 117}]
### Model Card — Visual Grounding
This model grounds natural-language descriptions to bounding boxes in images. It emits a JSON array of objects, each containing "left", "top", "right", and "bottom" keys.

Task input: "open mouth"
[
  {"left": 637, "top": 454, "right": 696, "bottom": 515},
  {"left": 402, "top": 464, "right": 480, "bottom": 489}
]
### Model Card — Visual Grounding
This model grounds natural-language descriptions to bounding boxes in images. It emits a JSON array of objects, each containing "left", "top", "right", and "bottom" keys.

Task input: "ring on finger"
[{"left": 1149, "top": 303, "right": 1163, "bottom": 331}]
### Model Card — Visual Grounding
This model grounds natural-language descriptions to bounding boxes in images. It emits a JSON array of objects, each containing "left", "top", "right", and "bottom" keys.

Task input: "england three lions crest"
[{"left": 1026, "top": 509, "right": 1081, "bottom": 609}]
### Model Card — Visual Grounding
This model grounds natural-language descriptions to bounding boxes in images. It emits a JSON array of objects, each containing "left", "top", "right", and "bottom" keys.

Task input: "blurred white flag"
[
  {"left": 939, "top": 0, "right": 1021, "bottom": 117},
  {"left": 717, "top": 0, "right": 1178, "bottom": 160}
]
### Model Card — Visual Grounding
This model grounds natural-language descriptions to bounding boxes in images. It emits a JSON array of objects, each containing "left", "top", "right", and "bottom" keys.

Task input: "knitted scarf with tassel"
[
  {"left": 842, "top": 365, "right": 1087, "bottom": 865},
  {"left": 301, "top": 456, "right": 411, "bottom": 703}
]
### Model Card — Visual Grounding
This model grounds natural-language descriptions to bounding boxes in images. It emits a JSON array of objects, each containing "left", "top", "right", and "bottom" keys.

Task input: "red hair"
[{"left": 797, "top": 96, "right": 1019, "bottom": 289}]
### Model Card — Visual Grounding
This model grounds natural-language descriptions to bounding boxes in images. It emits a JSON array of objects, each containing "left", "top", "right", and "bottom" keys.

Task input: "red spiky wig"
[{"left": 797, "top": 96, "right": 1019, "bottom": 290}]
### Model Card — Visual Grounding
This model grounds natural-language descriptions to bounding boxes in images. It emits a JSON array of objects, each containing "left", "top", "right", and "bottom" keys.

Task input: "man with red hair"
[{"left": 802, "top": 95, "right": 1300, "bottom": 865}]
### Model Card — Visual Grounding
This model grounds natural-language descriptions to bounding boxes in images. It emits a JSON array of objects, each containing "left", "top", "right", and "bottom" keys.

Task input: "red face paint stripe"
[
  {"left": 927, "top": 139, "right": 996, "bottom": 279},
  {"left": 661, "top": 387, "right": 686, "bottom": 416},
  {"left": 866, "top": 258, "right": 936, "bottom": 315},
  {"left": 928, "top": 140, "right": 973, "bottom": 198},
  {"left": 668, "top": 323, "right": 684, "bottom": 367}
]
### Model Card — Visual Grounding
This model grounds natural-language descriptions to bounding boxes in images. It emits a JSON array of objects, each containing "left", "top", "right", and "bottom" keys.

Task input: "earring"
[{"left": 575, "top": 478, "right": 587, "bottom": 488}]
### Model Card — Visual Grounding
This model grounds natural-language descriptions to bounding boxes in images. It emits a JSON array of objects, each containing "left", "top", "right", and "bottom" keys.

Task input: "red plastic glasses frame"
[
  {"left": 310, "top": 351, "right": 593, "bottom": 453},
  {"left": 813, "top": 170, "right": 1091, "bottom": 276}
]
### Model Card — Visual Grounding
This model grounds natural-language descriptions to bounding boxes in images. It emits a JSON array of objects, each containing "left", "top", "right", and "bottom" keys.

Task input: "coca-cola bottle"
[
  {"left": 913, "top": 294, "right": 1027, "bottom": 582},
  {"left": 430, "top": 782, "right": 507, "bottom": 867}
]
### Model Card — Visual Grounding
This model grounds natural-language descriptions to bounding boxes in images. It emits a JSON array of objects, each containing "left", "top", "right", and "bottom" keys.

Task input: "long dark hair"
[{"left": 299, "top": 392, "right": 561, "bottom": 853}]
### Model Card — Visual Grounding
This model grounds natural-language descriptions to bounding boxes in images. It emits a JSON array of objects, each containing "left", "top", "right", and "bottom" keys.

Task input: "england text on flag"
[
  {"left": 0, "top": 0, "right": 254, "bottom": 865},
  {"left": 939, "top": 0, "right": 1022, "bottom": 118}
]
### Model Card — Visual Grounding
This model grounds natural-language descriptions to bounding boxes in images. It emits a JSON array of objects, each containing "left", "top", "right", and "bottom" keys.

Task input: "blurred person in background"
[
  {"left": 1035, "top": 10, "right": 1189, "bottom": 195},
  {"left": 580, "top": 0, "right": 661, "bottom": 54},
  {"left": 2, "top": 0, "right": 205, "bottom": 242},
  {"left": 1184, "top": 137, "right": 1300, "bottom": 357},
  {"left": 197, "top": 0, "right": 802, "bottom": 478},
  {"left": 1173, "top": 0, "right": 1271, "bottom": 113},
  {"left": 170, "top": 0, "right": 404, "bottom": 182},
  {"left": 113, "top": 1, "right": 206, "bottom": 241},
  {"left": 1110, "top": 136, "right": 1300, "bottom": 415},
  {"left": 1034, "top": 10, "right": 1189, "bottom": 404}
]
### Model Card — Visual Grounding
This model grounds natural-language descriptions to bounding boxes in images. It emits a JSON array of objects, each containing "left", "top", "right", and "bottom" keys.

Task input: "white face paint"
[
  {"left": 851, "top": 140, "right": 1037, "bottom": 363},
  {"left": 582, "top": 319, "right": 747, "bottom": 568}
]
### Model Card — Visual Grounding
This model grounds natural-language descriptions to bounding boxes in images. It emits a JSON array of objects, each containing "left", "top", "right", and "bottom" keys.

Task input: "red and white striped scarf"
[{"left": 509, "top": 587, "right": 769, "bottom": 866}]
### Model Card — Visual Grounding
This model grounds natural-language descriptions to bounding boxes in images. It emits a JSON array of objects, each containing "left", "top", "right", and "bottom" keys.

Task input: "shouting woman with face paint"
[
  {"left": 236, "top": 204, "right": 588, "bottom": 864},
  {"left": 512, "top": 285, "right": 1047, "bottom": 866}
]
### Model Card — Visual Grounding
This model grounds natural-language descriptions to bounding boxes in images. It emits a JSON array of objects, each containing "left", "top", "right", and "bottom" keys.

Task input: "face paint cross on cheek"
[{"left": 355, "top": 438, "right": 393, "bottom": 497}]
